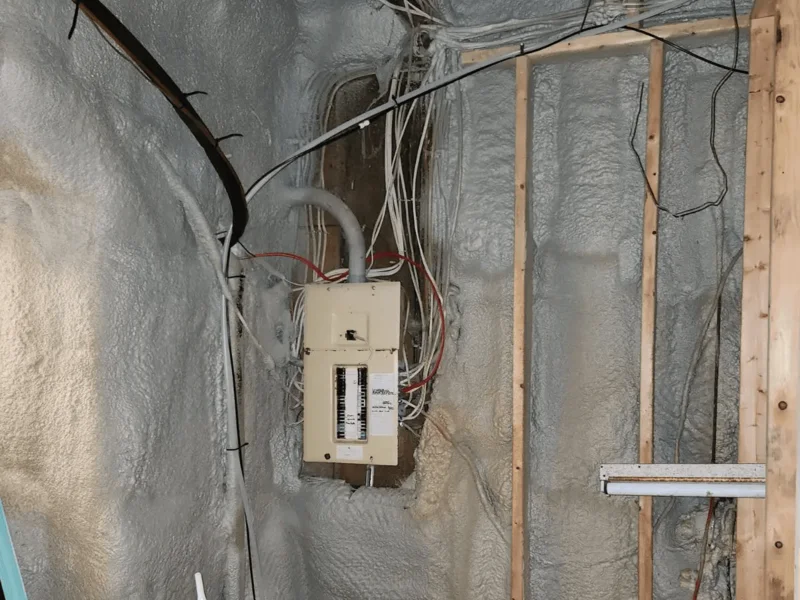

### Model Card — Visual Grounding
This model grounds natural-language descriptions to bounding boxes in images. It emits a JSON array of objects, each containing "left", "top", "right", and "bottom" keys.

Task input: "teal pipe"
[{"left": 0, "top": 500, "right": 27, "bottom": 600}]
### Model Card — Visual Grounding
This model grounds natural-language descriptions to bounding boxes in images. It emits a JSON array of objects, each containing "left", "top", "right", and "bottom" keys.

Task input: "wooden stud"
[
  {"left": 511, "top": 56, "right": 529, "bottom": 600},
  {"left": 638, "top": 40, "right": 664, "bottom": 600},
  {"left": 752, "top": 0, "right": 777, "bottom": 19},
  {"left": 462, "top": 17, "right": 750, "bottom": 66},
  {"left": 735, "top": 12, "right": 776, "bottom": 600},
  {"left": 766, "top": 1, "right": 800, "bottom": 597}
]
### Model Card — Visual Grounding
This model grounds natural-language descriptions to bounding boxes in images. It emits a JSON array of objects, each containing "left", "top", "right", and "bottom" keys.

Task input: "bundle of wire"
[{"left": 215, "top": 0, "right": 725, "bottom": 595}]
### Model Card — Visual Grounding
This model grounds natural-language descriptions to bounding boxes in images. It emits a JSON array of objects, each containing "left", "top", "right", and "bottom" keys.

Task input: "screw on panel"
[
  {"left": 776, "top": 95, "right": 785, "bottom": 103},
  {"left": 775, "top": 540, "right": 784, "bottom": 549},
  {"left": 779, "top": 401, "right": 788, "bottom": 410},
  {"left": 324, "top": 453, "right": 331, "bottom": 460}
]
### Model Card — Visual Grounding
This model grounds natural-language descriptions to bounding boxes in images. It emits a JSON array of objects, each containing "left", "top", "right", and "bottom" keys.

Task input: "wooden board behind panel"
[{"left": 321, "top": 76, "right": 421, "bottom": 487}]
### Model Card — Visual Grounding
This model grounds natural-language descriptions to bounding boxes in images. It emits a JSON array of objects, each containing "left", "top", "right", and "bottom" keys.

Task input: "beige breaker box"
[{"left": 303, "top": 281, "right": 401, "bottom": 465}]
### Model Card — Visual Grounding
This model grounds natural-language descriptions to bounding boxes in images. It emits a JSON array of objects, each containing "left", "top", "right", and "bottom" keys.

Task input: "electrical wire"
[
  {"left": 621, "top": 25, "right": 748, "bottom": 75},
  {"left": 691, "top": 210, "right": 726, "bottom": 600},
  {"left": 629, "top": 0, "right": 741, "bottom": 219},
  {"left": 375, "top": 0, "right": 448, "bottom": 25},
  {"left": 674, "top": 246, "right": 743, "bottom": 465},
  {"left": 374, "top": 252, "right": 445, "bottom": 393},
  {"left": 403, "top": 399, "right": 509, "bottom": 545},
  {"left": 692, "top": 498, "right": 717, "bottom": 600},
  {"left": 247, "top": 252, "right": 343, "bottom": 282},
  {"left": 156, "top": 153, "right": 265, "bottom": 600},
  {"left": 244, "top": 0, "right": 694, "bottom": 208},
  {"left": 579, "top": 0, "right": 593, "bottom": 32},
  {"left": 654, "top": 245, "right": 743, "bottom": 534},
  {"left": 245, "top": 250, "right": 446, "bottom": 394},
  {"left": 221, "top": 231, "right": 264, "bottom": 600},
  {"left": 70, "top": 0, "right": 249, "bottom": 243}
]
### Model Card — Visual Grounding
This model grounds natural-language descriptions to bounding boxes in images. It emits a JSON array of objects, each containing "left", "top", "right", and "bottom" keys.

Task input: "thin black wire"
[
  {"left": 629, "top": 82, "right": 665, "bottom": 213},
  {"left": 622, "top": 25, "right": 748, "bottom": 75},
  {"left": 629, "top": 0, "right": 741, "bottom": 219},
  {"left": 711, "top": 294, "right": 722, "bottom": 464},
  {"left": 216, "top": 133, "right": 244, "bottom": 145},
  {"left": 579, "top": 0, "right": 593, "bottom": 32},
  {"left": 68, "top": 1, "right": 82, "bottom": 39},
  {"left": 245, "top": 20, "right": 610, "bottom": 200},
  {"left": 235, "top": 241, "right": 257, "bottom": 258},
  {"left": 692, "top": 0, "right": 740, "bottom": 219},
  {"left": 223, "top": 257, "right": 259, "bottom": 600},
  {"left": 249, "top": 5, "right": 746, "bottom": 211}
]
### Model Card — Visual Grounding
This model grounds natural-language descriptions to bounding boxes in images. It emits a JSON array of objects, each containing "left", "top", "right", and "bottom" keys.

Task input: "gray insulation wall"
[
  {"left": 424, "top": 2, "right": 749, "bottom": 598},
  {"left": 1, "top": 1, "right": 751, "bottom": 599},
  {"left": 0, "top": 0, "right": 408, "bottom": 598}
]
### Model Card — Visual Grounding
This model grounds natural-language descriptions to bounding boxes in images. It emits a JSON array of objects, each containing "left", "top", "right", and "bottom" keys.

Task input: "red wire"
[
  {"left": 371, "top": 251, "right": 445, "bottom": 393},
  {"left": 247, "top": 252, "right": 344, "bottom": 282},
  {"left": 692, "top": 498, "right": 717, "bottom": 600},
  {"left": 247, "top": 250, "right": 445, "bottom": 393}
]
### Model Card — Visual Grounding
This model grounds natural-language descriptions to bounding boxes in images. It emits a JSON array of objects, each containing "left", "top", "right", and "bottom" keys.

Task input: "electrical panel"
[{"left": 303, "top": 282, "right": 401, "bottom": 465}]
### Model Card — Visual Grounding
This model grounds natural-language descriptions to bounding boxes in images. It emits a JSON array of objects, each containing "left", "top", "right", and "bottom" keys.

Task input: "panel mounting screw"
[
  {"left": 324, "top": 453, "right": 331, "bottom": 460},
  {"left": 775, "top": 541, "right": 784, "bottom": 549},
  {"left": 779, "top": 401, "right": 788, "bottom": 410},
  {"left": 776, "top": 95, "right": 785, "bottom": 103}
]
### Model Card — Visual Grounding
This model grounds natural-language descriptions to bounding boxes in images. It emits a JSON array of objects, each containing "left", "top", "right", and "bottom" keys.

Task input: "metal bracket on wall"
[{"left": 599, "top": 463, "right": 766, "bottom": 498}]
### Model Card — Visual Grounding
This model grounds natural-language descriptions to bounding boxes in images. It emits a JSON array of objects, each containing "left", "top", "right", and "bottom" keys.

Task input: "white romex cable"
[{"left": 244, "top": 0, "right": 693, "bottom": 207}]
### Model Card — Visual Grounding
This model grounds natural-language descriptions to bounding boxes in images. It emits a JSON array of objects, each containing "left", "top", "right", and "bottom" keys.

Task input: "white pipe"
[
  {"left": 194, "top": 573, "right": 208, "bottom": 600},
  {"left": 281, "top": 188, "right": 367, "bottom": 283},
  {"left": 605, "top": 481, "right": 765, "bottom": 498}
]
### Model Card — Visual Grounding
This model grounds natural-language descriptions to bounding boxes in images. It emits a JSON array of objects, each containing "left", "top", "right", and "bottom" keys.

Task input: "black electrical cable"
[
  {"left": 235, "top": 241, "right": 257, "bottom": 259},
  {"left": 579, "top": 0, "right": 593, "bottom": 32},
  {"left": 622, "top": 25, "right": 748, "bottom": 75},
  {"left": 68, "top": 0, "right": 249, "bottom": 244},
  {"left": 629, "top": 0, "right": 741, "bottom": 219},
  {"left": 247, "top": 1, "right": 746, "bottom": 210},
  {"left": 689, "top": 0, "right": 741, "bottom": 218},
  {"left": 245, "top": 19, "right": 610, "bottom": 201}
]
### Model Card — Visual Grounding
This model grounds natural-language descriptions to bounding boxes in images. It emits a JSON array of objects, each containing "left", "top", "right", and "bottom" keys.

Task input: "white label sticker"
[
  {"left": 336, "top": 444, "right": 364, "bottom": 461},
  {"left": 369, "top": 372, "right": 398, "bottom": 437}
]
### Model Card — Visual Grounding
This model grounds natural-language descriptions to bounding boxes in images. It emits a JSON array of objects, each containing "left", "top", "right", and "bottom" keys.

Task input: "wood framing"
[
  {"left": 461, "top": 17, "right": 750, "bottom": 66},
  {"left": 511, "top": 56, "right": 529, "bottom": 600},
  {"left": 736, "top": 7, "right": 777, "bottom": 599},
  {"left": 457, "top": 7, "right": 800, "bottom": 598},
  {"left": 637, "top": 41, "right": 663, "bottom": 600},
  {"left": 766, "top": 0, "right": 800, "bottom": 597}
]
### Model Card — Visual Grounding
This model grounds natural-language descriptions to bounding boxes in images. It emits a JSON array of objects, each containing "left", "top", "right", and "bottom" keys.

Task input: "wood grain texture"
[
  {"left": 766, "top": 1, "right": 800, "bottom": 597},
  {"left": 638, "top": 41, "right": 663, "bottom": 600},
  {"left": 511, "top": 56, "right": 529, "bottom": 600},
  {"left": 736, "top": 15, "right": 776, "bottom": 600},
  {"left": 753, "top": 0, "right": 777, "bottom": 19},
  {"left": 461, "top": 17, "right": 750, "bottom": 66}
]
